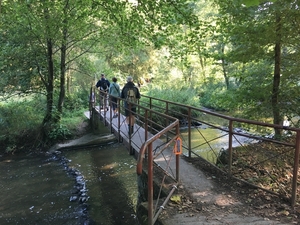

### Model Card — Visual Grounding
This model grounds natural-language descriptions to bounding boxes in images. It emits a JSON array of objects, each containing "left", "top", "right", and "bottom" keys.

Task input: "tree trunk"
[
  {"left": 43, "top": 18, "right": 54, "bottom": 126},
  {"left": 67, "top": 69, "right": 71, "bottom": 94},
  {"left": 197, "top": 46, "right": 206, "bottom": 83},
  {"left": 221, "top": 44, "right": 229, "bottom": 90},
  {"left": 41, "top": 5, "right": 56, "bottom": 142},
  {"left": 57, "top": 2, "right": 69, "bottom": 121},
  {"left": 272, "top": 14, "right": 282, "bottom": 138},
  {"left": 58, "top": 41, "right": 66, "bottom": 118}
]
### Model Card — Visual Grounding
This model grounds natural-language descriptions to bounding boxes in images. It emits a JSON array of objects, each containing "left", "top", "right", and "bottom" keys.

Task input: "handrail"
[
  {"left": 136, "top": 120, "right": 180, "bottom": 175},
  {"left": 91, "top": 87, "right": 181, "bottom": 224},
  {"left": 140, "top": 94, "right": 300, "bottom": 132},
  {"left": 135, "top": 112, "right": 180, "bottom": 225},
  {"left": 138, "top": 93, "right": 300, "bottom": 207},
  {"left": 90, "top": 86, "right": 300, "bottom": 221},
  {"left": 136, "top": 121, "right": 180, "bottom": 225}
]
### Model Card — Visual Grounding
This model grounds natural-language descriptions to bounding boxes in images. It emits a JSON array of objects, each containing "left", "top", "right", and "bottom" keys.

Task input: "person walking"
[
  {"left": 108, "top": 77, "right": 121, "bottom": 118},
  {"left": 96, "top": 74, "right": 110, "bottom": 109},
  {"left": 121, "top": 76, "right": 141, "bottom": 136}
]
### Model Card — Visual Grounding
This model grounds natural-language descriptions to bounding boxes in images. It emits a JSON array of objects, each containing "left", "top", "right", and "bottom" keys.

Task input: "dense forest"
[{"left": 1, "top": 0, "right": 300, "bottom": 152}]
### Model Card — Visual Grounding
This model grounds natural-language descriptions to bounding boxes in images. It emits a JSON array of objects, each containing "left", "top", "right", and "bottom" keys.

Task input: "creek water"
[
  {"left": 179, "top": 126, "right": 257, "bottom": 163},
  {"left": 0, "top": 142, "right": 138, "bottom": 225},
  {"left": 0, "top": 111, "right": 267, "bottom": 224}
]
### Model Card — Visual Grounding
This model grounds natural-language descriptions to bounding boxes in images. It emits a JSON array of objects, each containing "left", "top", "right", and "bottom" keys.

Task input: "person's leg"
[
  {"left": 112, "top": 97, "right": 117, "bottom": 117},
  {"left": 124, "top": 106, "right": 131, "bottom": 135},
  {"left": 104, "top": 91, "right": 109, "bottom": 110},
  {"left": 127, "top": 116, "right": 132, "bottom": 135},
  {"left": 115, "top": 98, "right": 119, "bottom": 115},
  {"left": 114, "top": 98, "right": 118, "bottom": 114},
  {"left": 129, "top": 108, "right": 137, "bottom": 134},
  {"left": 129, "top": 115, "right": 135, "bottom": 126},
  {"left": 100, "top": 92, "right": 104, "bottom": 108}
]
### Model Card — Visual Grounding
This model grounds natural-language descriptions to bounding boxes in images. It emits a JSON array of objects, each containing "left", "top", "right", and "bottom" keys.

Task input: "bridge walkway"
[{"left": 85, "top": 104, "right": 291, "bottom": 225}]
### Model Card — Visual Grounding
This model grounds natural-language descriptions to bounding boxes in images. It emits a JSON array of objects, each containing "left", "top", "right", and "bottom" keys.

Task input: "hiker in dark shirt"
[
  {"left": 121, "top": 76, "right": 141, "bottom": 136},
  {"left": 96, "top": 74, "right": 110, "bottom": 109}
]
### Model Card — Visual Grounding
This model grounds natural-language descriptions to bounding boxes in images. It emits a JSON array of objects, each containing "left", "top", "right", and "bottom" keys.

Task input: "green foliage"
[
  {"left": 45, "top": 106, "right": 88, "bottom": 142},
  {"left": 0, "top": 97, "right": 45, "bottom": 134},
  {"left": 144, "top": 81, "right": 201, "bottom": 119},
  {"left": 1, "top": 0, "right": 300, "bottom": 144},
  {"left": 241, "top": 0, "right": 277, "bottom": 7},
  {"left": 64, "top": 92, "right": 88, "bottom": 112},
  {"left": 198, "top": 71, "right": 275, "bottom": 120},
  {"left": 47, "top": 124, "right": 71, "bottom": 141},
  {"left": 0, "top": 96, "right": 45, "bottom": 151},
  {"left": 0, "top": 91, "right": 88, "bottom": 152},
  {"left": 198, "top": 79, "right": 230, "bottom": 111},
  {"left": 147, "top": 85, "right": 199, "bottom": 108},
  {"left": 46, "top": 92, "right": 88, "bottom": 141}
]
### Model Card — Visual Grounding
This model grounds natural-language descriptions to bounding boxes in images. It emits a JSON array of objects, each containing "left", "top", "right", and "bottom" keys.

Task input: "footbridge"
[{"left": 88, "top": 87, "right": 300, "bottom": 225}]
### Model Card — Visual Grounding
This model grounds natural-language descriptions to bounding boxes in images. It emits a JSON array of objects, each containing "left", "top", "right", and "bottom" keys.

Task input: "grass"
[{"left": 0, "top": 94, "right": 88, "bottom": 153}]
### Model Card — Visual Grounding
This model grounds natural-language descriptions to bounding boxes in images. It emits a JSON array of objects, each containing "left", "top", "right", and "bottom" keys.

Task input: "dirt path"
[{"left": 158, "top": 156, "right": 299, "bottom": 225}]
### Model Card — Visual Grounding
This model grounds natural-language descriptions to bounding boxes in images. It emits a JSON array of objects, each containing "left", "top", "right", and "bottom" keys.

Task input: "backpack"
[
  {"left": 126, "top": 88, "right": 137, "bottom": 105},
  {"left": 101, "top": 80, "right": 108, "bottom": 91}
]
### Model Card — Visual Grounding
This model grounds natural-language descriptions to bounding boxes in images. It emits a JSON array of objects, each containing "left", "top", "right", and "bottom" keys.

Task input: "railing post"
[
  {"left": 108, "top": 95, "right": 112, "bottom": 133},
  {"left": 166, "top": 102, "right": 169, "bottom": 143},
  {"left": 103, "top": 91, "right": 108, "bottom": 126},
  {"left": 176, "top": 124, "right": 180, "bottom": 181},
  {"left": 145, "top": 109, "right": 148, "bottom": 143},
  {"left": 149, "top": 107, "right": 153, "bottom": 135},
  {"left": 228, "top": 120, "right": 233, "bottom": 175},
  {"left": 188, "top": 107, "right": 192, "bottom": 158},
  {"left": 148, "top": 142, "right": 153, "bottom": 225},
  {"left": 117, "top": 98, "right": 122, "bottom": 142},
  {"left": 128, "top": 103, "right": 134, "bottom": 155},
  {"left": 291, "top": 130, "right": 300, "bottom": 207},
  {"left": 149, "top": 97, "right": 152, "bottom": 109},
  {"left": 98, "top": 89, "right": 102, "bottom": 121},
  {"left": 89, "top": 86, "right": 94, "bottom": 119}
]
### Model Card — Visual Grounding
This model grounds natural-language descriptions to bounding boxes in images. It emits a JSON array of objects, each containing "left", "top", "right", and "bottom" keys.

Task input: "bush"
[
  {"left": 64, "top": 91, "right": 88, "bottom": 112},
  {"left": 0, "top": 91, "right": 89, "bottom": 153},
  {"left": 0, "top": 98, "right": 44, "bottom": 138},
  {"left": 145, "top": 85, "right": 200, "bottom": 117},
  {"left": 47, "top": 123, "right": 71, "bottom": 141},
  {"left": 0, "top": 96, "right": 45, "bottom": 152},
  {"left": 198, "top": 81, "right": 230, "bottom": 111}
]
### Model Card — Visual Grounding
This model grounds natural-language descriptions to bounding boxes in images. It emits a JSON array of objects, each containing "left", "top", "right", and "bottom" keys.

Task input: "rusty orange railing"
[
  {"left": 90, "top": 87, "right": 181, "bottom": 224},
  {"left": 90, "top": 87, "right": 300, "bottom": 223},
  {"left": 138, "top": 94, "right": 300, "bottom": 207}
]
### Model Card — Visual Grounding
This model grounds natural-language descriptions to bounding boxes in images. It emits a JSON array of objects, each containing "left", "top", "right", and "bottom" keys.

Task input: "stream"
[
  {"left": 0, "top": 114, "right": 267, "bottom": 224},
  {"left": 0, "top": 142, "right": 138, "bottom": 225}
]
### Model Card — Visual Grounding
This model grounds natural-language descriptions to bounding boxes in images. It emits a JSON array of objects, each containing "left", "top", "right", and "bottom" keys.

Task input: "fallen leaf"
[{"left": 170, "top": 195, "right": 181, "bottom": 204}]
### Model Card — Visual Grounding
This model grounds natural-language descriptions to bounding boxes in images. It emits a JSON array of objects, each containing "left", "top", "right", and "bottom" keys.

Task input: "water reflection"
[
  {"left": 0, "top": 142, "right": 138, "bottom": 225},
  {"left": 180, "top": 127, "right": 226, "bottom": 162},
  {"left": 180, "top": 127, "right": 256, "bottom": 163},
  {"left": 64, "top": 142, "right": 138, "bottom": 225},
  {"left": 0, "top": 153, "right": 81, "bottom": 225}
]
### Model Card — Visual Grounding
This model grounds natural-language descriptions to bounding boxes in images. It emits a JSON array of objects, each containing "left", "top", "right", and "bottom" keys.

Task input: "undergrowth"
[{"left": 0, "top": 93, "right": 88, "bottom": 154}]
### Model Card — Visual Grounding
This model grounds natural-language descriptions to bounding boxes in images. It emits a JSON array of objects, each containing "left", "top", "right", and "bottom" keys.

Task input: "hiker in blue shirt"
[{"left": 108, "top": 77, "right": 121, "bottom": 118}]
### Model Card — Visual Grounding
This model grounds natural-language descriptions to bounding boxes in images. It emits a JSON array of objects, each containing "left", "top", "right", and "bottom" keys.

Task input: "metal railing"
[
  {"left": 138, "top": 94, "right": 300, "bottom": 207},
  {"left": 90, "top": 87, "right": 181, "bottom": 225},
  {"left": 90, "top": 87, "right": 300, "bottom": 214}
]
